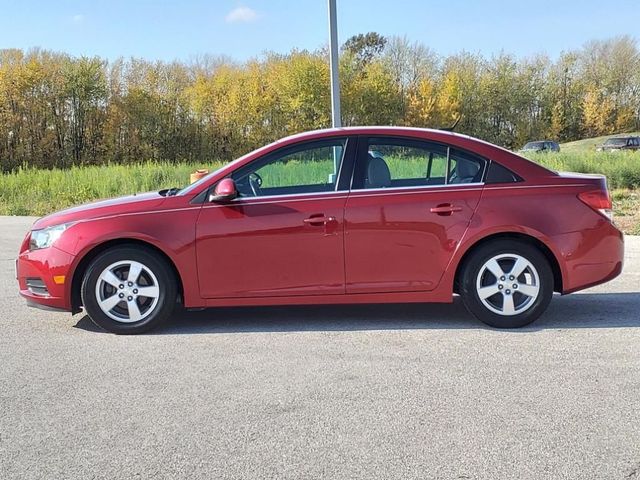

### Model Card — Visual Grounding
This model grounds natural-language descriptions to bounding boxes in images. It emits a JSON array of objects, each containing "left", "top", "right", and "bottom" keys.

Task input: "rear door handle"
[
  {"left": 430, "top": 204, "right": 463, "bottom": 216},
  {"left": 303, "top": 215, "right": 336, "bottom": 226}
]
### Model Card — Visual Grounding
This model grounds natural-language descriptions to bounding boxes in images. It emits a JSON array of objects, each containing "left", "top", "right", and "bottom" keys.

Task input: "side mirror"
[{"left": 209, "top": 178, "right": 238, "bottom": 202}]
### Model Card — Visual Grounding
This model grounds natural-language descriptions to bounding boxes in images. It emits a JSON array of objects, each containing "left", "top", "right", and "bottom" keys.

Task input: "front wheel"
[
  {"left": 459, "top": 240, "right": 554, "bottom": 328},
  {"left": 81, "top": 246, "right": 177, "bottom": 334}
]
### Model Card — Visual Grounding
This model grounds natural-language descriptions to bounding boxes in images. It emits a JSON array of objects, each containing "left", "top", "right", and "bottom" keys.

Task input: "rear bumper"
[
  {"left": 17, "top": 246, "right": 75, "bottom": 312},
  {"left": 554, "top": 220, "right": 624, "bottom": 294}
]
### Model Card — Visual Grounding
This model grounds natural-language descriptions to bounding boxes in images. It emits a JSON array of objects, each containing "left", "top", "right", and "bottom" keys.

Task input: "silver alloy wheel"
[
  {"left": 94, "top": 260, "right": 160, "bottom": 323},
  {"left": 475, "top": 253, "right": 540, "bottom": 316}
]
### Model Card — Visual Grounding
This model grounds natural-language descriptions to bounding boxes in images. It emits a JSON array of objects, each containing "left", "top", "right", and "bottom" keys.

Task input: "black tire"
[
  {"left": 459, "top": 240, "right": 554, "bottom": 328},
  {"left": 81, "top": 246, "right": 177, "bottom": 334}
]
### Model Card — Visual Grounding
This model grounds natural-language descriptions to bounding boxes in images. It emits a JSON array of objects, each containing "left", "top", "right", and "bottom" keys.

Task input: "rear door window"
[{"left": 352, "top": 137, "right": 486, "bottom": 190}]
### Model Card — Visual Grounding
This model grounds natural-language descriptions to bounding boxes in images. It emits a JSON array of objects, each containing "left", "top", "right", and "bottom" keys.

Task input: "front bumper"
[{"left": 17, "top": 246, "right": 75, "bottom": 311}]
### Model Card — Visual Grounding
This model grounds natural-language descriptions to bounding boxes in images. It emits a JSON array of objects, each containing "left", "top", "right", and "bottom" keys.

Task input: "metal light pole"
[
  {"left": 328, "top": 0, "right": 341, "bottom": 129},
  {"left": 327, "top": 0, "right": 342, "bottom": 182}
]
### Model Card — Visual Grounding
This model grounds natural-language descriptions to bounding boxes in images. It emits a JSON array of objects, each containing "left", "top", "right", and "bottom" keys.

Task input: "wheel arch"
[
  {"left": 70, "top": 238, "right": 185, "bottom": 314},
  {"left": 452, "top": 232, "right": 563, "bottom": 294}
]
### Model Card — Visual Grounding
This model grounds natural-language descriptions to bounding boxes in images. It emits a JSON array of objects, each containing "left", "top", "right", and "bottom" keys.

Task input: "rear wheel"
[
  {"left": 81, "top": 246, "right": 177, "bottom": 334},
  {"left": 459, "top": 240, "right": 553, "bottom": 328}
]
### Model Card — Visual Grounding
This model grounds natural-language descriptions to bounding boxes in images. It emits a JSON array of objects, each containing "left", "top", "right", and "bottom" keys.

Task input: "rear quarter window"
[{"left": 485, "top": 161, "right": 522, "bottom": 184}]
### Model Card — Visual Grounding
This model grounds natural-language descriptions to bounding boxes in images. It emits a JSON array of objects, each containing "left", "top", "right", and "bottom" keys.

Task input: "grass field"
[
  {"left": 1, "top": 147, "right": 639, "bottom": 234},
  {"left": 0, "top": 162, "right": 224, "bottom": 216},
  {"left": 525, "top": 150, "right": 640, "bottom": 189},
  {"left": 559, "top": 132, "right": 640, "bottom": 153}
]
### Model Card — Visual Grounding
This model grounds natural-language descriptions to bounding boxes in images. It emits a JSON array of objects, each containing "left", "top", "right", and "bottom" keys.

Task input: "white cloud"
[
  {"left": 225, "top": 6, "right": 258, "bottom": 24},
  {"left": 72, "top": 14, "right": 85, "bottom": 24}
]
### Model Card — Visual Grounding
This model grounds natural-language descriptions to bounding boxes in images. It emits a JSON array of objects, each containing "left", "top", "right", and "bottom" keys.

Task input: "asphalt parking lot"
[{"left": 1, "top": 216, "right": 639, "bottom": 480}]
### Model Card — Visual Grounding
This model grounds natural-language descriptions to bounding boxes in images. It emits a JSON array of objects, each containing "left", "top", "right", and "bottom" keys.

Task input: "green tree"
[
  {"left": 63, "top": 56, "right": 107, "bottom": 164},
  {"left": 342, "top": 32, "right": 387, "bottom": 66}
]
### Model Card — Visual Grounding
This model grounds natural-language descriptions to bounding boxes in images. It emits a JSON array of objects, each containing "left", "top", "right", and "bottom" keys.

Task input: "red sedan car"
[{"left": 17, "top": 127, "right": 624, "bottom": 334}]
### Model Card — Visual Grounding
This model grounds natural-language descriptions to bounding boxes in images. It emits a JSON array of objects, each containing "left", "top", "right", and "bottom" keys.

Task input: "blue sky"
[{"left": 0, "top": 0, "right": 638, "bottom": 61}]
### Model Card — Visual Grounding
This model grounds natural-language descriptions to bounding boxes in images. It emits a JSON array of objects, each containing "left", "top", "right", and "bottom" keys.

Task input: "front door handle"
[
  {"left": 430, "top": 204, "right": 463, "bottom": 216},
  {"left": 303, "top": 215, "right": 336, "bottom": 226}
]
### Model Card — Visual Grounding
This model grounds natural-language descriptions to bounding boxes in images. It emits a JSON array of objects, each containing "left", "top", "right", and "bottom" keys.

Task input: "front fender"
[{"left": 63, "top": 208, "right": 202, "bottom": 309}]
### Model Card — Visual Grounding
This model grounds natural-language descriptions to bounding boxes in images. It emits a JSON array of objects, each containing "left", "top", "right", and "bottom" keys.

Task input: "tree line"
[{"left": 1, "top": 34, "right": 639, "bottom": 172}]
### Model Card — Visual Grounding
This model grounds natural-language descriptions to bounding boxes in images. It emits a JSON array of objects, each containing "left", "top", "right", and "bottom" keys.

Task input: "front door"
[
  {"left": 344, "top": 136, "right": 485, "bottom": 294},
  {"left": 196, "top": 138, "right": 353, "bottom": 299}
]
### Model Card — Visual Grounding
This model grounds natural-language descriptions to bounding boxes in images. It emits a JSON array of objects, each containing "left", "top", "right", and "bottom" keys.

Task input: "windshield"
[
  {"left": 604, "top": 138, "right": 627, "bottom": 146},
  {"left": 523, "top": 142, "right": 544, "bottom": 150}
]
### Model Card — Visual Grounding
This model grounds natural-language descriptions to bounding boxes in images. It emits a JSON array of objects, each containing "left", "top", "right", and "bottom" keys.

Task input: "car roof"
[{"left": 274, "top": 126, "right": 517, "bottom": 154}]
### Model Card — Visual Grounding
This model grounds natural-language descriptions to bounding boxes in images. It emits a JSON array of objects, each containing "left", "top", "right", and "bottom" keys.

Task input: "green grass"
[
  {"left": 0, "top": 162, "right": 223, "bottom": 216},
  {"left": 559, "top": 132, "right": 640, "bottom": 153},
  {"left": 523, "top": 150, "right": 640, "bottom": 190},
  {"left": 258, "top": 159, "right": 335, "bottom": 187},
  {"left": 257, "top": 155, "right": 446, "bottom": 188}
]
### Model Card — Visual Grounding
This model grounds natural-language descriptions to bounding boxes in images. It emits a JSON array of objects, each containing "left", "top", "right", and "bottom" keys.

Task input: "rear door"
[{"left": 344, "top": 136, "right": 485, "bottom": 294}]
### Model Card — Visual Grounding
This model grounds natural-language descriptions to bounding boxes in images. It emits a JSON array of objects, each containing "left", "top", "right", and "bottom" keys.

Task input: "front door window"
[{"left": 231, "top": 139, "right": 346, "bottom": 198}]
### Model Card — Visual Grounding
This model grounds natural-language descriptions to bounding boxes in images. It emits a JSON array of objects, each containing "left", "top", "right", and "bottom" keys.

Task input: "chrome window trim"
[
  {"left": 350, "top": 182, "right": 485, "bottom": 194},
  {"left": 207, "top": 181, "right": 487, "bottom": 205},
  {"left": 202, "top": 189, "right": 351, "bottom": 208},
  {"left": 228, "top": 189, "right": 349, "bottom": 202},
  {"left": 348, "top": 183, "right": 485, "bottom": 198},
  {"left": 233, "top": 189, "right": 350, "bottom": 201},
  {"left": 231, "top": 190, "right": 349, "bottom": 203},
  {"left": 202, "top": 190, "right": 349, "bottom": 208},
  {"left": 204, "top": 181, "right": 489, "bottom": 206}
]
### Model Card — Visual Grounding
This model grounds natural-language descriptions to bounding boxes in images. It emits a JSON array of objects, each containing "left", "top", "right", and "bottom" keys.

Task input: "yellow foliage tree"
[
  {"left": 436, "top": 70, "right": 462, "bottom": 126},
  {"left": 582, "top": 86, "right": 615, "bottom": 137},
  {"left": 406, "top": 78, "right": 437, "bottom": 127}
]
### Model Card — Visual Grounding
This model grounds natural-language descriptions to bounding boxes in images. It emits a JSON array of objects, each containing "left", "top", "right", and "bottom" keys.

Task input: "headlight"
[{"left": 29, "top": 223, "right": 73, "bottom": 251}]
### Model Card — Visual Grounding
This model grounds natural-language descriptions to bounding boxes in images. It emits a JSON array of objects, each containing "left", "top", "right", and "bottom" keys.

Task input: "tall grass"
[
  {"left": 0, "top": 162, "right": 224, "bottom": 216},
  {"left": 524, "top": 151, "right": 640, "bottom": 189},
  {"left": 1, "top": 150, "right": 639, "bottom": 217}
]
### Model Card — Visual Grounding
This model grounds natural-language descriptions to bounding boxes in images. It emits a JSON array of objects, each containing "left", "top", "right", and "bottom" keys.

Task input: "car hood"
[{"left": 32, "top": 192, "right": 166, "bottom": 230}]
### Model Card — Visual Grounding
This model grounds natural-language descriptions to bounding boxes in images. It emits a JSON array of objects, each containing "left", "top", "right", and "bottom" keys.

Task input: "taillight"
[{"left": 578, "top": 189, "right": 613, "bottom": 221}]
